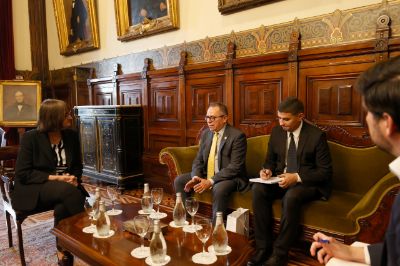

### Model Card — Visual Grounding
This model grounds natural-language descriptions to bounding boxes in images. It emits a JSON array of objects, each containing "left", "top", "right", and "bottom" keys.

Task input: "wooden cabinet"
[{"left": 74, "top": 105, "right": 143, "bottom": 189}]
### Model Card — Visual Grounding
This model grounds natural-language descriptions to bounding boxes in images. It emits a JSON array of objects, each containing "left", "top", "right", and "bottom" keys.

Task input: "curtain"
[{"left": 0, "top": 0, "right": 16, "bottom": 80}]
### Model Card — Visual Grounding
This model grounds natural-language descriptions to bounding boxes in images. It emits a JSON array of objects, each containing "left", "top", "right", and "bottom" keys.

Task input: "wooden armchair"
[{"left": 0, "top": 145, "right": 47, "bottom": 266}]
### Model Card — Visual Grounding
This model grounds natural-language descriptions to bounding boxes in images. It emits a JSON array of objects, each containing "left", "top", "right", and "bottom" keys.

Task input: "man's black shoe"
[
  {"left": 58, "top": 251, "right": 74, "bottom": 266},
  {"left": 264, "top": 254, "right": 288, "bottom": 266},
  {"left": 247, "top": 249, "right": 272, "bottom": 266}
]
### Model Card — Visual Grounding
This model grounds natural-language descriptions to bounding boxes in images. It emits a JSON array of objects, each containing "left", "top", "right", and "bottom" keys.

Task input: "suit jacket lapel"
[
  {"left": 62, "top": 131, "right": 72, "bottom": 167},
  {"left": 218, "top": 125, "right": 229, "bottom": 153},
  {"left": 279, "top": 127, "right": 288, "bottom": 162},
  {"left": 297, "top": 122, "right": 308, "bottom": 168},
  {"left": 38, "top": 132, "right": 56, "bottom": 167},
  {"left": 217, "top": 125, "right": 230, "bottom": 169},
  {"left": 203, "top": 130, "right": 213, "bottom": 161}
]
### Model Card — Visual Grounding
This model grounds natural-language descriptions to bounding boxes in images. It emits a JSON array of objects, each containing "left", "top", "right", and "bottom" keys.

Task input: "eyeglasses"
[{"left": 204, "top": 115, "right": 225, "bottom": 122}]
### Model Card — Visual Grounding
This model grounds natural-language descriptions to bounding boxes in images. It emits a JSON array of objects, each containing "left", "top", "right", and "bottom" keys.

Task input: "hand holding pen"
[
  {"left": 310, "top": 232, "right": 366, "bottom": 264},
  {"left": 260, "top": 168, "right": 272, "bottom": 180}
]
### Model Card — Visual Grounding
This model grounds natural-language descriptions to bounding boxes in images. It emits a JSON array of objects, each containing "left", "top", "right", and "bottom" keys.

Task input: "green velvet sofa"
[{"left": 159, "top": 135, "right": 400, "bottom": 244}]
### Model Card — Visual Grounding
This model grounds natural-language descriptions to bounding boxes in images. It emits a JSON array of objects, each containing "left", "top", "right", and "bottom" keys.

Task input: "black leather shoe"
[
  {"left": 58, "top": 251, "right": 74, "bottom": 266},
  {"left": 247, "top": 249, "right": 272, "bottom": 266},
  {"left": 264, "top": 254, "right": 288, "bottom": 266}
]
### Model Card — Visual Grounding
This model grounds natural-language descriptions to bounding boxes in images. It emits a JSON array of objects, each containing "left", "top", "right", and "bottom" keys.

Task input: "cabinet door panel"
[
  {"left": 98, "top": 118, "right": 117, "bottom": 173},
  {"left": 79, "top": 118, "right": 98, "bottom": 171}
]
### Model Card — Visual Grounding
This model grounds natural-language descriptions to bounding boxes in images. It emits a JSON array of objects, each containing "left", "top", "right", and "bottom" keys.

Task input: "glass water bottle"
[
  {"left": 96, "top": 200, "right": 110, "bottom": 236},
  {"left": 150, "top": 219, "right": 167, "bottom": 263},
  {"left": 143, "top": 183, "right": 150, "bottom": 197},
  {"left": 93, "top": 187, "right": 101, "bottom": 219},
  {"left": 212, "top": 212, "right": 228, "bottom": 253},
  {"left": 173, "top": 192, "right": 186, "bottom": 226}
]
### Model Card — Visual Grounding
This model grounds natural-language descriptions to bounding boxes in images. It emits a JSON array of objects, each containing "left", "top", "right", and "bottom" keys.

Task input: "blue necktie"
[{"left": 286, "top": 133, "right": 297, "bottom": 173}]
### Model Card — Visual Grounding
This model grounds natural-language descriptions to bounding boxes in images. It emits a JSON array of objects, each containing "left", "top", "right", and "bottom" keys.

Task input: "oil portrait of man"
[{"left": 3, "top": 89, "right": 37, "bottom": 122}]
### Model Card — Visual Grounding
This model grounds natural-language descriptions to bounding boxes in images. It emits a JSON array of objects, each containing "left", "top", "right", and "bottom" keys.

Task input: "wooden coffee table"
[{"left": 51, "top": 203, "right": 254, "bottom": 265}]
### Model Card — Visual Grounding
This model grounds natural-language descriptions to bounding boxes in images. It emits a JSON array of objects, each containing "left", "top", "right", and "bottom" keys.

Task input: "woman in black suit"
[{"left": 11, "top": 99, "right": 88, "bottom": 226}]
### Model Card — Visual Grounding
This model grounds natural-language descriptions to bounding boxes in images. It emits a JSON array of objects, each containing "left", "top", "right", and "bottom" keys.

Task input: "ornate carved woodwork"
[
  {"left": 375, "top": 1, "right": 391, "bottom": 62},
  {"left": 74, "top": 106, "right": 143, "bottom": 189},
  {"left": 49, "top": 67, "right": 93, "bottom": 110}
]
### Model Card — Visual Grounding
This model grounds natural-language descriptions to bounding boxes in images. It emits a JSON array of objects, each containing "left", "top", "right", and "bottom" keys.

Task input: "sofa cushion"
[{"left": 245, "top": 135, "right": 268, "bottom": 178}]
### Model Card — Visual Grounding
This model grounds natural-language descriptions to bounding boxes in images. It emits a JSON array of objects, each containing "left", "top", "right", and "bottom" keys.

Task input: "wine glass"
[
  {"left": 141, "top": 195, "right": 153, "bottom": 214},
  {"left": 106, "top": 185, "right": 123, "bottom": 216},
  {"left": 192, "top": 218, "right": 217, "bottom": 264},
  {"left": 183, "top": 197, "right": 199, "bottom": 233},
  {"left": 151, "top": 188, "right": 164, "bottom": 219},
  {"left": 131, "top": 215, "right": 151, "bottom": 258},
  {"left": 82, "top": 198, "right": 96, "bottom": 233}
]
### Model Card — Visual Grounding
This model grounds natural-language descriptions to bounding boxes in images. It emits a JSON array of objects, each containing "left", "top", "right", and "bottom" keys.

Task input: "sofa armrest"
[
  {"left": 347, "top": 172, "right": 398, "bottom": 221},
  {"left": 159, "top": 145, "right": 199, "bottom": 187}
]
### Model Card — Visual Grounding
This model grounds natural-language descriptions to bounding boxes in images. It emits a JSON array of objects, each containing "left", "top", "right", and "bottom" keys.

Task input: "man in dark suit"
[
  {"left": 248, "top": 97, "right": 332, "bottom": 266},
  {"left": 4, "top": 90, "right": 35, "bottom": 121},
  {"left": 69, "top": 0, "right": 87, "bottom": 43},
  {"left": 310, "top": 57, "right": 400, "bottom": 266},
  {"left": 174, "top": 102, "right": 247, "bottom": 222}
]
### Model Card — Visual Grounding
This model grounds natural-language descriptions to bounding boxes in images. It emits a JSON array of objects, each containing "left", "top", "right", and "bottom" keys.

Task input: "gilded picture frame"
[
  {"left": 218, "top": 0, "right": 275, "bottom": 14},
  {"left": 0, "top": 80, "right": 42, "bottom": 127},
  {"left": 53, "top": 0, "right": 100, "bottom": 56},
  {"left": 115, "top": 0, "right": 179, "bottom": 41}
]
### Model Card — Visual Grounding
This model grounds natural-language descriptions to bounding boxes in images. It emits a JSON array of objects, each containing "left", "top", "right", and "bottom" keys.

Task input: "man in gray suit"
[{"left": 174, "top": 102, "right": 247, "bottom": 222}]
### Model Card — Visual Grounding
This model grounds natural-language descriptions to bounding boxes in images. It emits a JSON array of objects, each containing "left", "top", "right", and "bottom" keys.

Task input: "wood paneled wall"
[{"left": 86, "top": 21, "right": 400, "bottom": 191}]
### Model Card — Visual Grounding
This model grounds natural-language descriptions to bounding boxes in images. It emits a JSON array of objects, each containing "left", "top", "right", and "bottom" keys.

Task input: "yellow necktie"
[{"left": 207, "top": 132, "right": 218, "bottom": 179}]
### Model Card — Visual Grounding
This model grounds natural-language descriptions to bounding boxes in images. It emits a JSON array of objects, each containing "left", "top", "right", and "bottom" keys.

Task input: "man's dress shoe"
[{"left": 247, "top": 249, "right": 272, "bottom": 266}]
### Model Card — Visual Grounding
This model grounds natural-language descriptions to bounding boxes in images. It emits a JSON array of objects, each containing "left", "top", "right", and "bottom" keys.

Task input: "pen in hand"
[{"left": 318, "top": 239, "right": 330, "bottom": 244}]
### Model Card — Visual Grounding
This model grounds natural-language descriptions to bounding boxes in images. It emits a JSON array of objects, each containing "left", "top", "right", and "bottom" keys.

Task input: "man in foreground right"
[{"left": 310, "top": 56, "right": 400, "bottom": 266}]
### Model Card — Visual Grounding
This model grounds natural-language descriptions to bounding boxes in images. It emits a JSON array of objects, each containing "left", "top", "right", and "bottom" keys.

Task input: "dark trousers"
[
  {"left": 252, "top": 183, "right": 320, "bottom": 255},
  {"left": 38, "top": 180, "right": 86, "bottom": 225},
  {"left": 174, "top": 173, "right": 237, "bottom": 223}
]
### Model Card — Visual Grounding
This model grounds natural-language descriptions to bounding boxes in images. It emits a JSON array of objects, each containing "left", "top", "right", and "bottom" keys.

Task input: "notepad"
[{"left": 249, "top": 176, "right": 282, "bottom": 184}]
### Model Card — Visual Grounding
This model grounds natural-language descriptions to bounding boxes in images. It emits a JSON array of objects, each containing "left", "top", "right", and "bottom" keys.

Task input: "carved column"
[
  {"left": 224, "top": 41, "right": 235, "bottom": 123},
  {"left": 28, "top": 0, "right": 49, "bottom": 85},
  {"left": 111, "top": 63, "right": 121, "bottom": 104},
  {"left": 178, "top": 51, "right": 188, "bottom": 145},
  {"left": 288, "top": 30, "right": 300, "bottom": 97},
  {"left": 374, "top": 11, "right": 391, "bottom": 62},
  {"left": 141, "top": 58, "right": 151, "bottom": 151}
]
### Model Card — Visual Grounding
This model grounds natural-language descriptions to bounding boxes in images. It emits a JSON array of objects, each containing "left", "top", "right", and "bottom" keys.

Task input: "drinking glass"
[
  {"left": 192, "top": 218, "right": 217, "bottom": 264},
  {"left": 131, "top": 215, "right": 151, "bottom": 258},
  {"left": 151, "top": 188, "right": 164, "bottom": 219},
  {"left": 183, "top": 197, "right": 199, "bottom": 233},
  {"left": 82, "top": 198, "right": 96, "bottom": 233},
  {"left": 106, "top": 185, "right": 122, "bottom": 216}
]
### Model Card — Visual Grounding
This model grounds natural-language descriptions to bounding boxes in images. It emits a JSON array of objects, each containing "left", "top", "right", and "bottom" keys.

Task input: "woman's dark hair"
[
  {"left": 356, "top": 56, "right": 400, "bottom": 130},
  {"left": 37, "top": 99, "right": 67, "bottom": 132},
  {"left": 278, "top": 96, "right": 304, "bottom": 115}
]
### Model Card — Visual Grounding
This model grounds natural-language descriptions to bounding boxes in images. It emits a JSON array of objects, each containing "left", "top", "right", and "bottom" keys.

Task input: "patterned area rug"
[
  {"left": 0, "top": 211, "right": 59, "bottom": 266},
  {"left": 0, "top": 183, "right": 319, "bottom": 266}
]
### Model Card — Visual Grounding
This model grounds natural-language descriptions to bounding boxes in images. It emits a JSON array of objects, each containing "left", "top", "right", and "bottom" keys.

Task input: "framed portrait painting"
[
  {"left": 115, "top": 0, "right": 179, "bottom": 41},
  {"left": 218, "top": 0, "right": 275, "bottom": 14},
  {"left": 0, "top": 80, "right": 42, "bottom": 127},
  {"left": 53, "top": 0, "right": 100, "bottom": 56}
]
